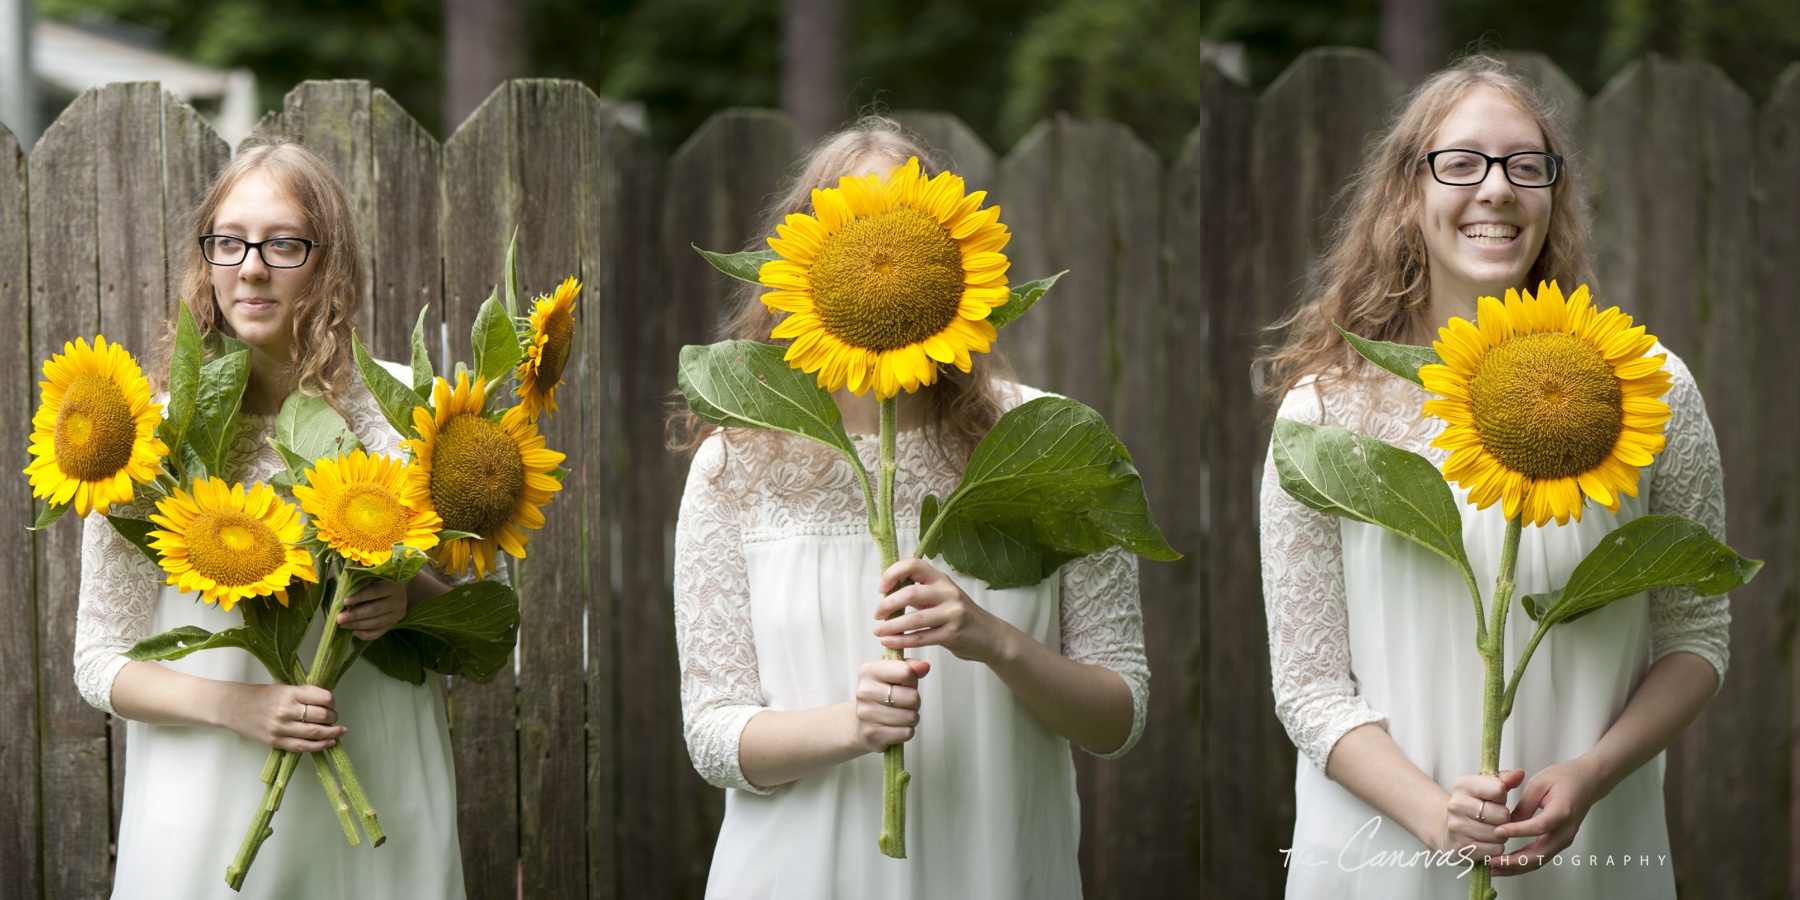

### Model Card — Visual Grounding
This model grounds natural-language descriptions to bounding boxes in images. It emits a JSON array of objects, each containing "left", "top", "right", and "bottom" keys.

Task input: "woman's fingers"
[{"left": 878, "top": 557, "right": 947, "bottom": 593}]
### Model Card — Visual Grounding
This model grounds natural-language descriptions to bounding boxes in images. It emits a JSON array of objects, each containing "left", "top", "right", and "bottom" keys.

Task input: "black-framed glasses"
[
  {"left": 1419, "top": 149, "right": 1563, "bottom": 188},
  {"left": 199, "top": 234, "right": 322, "bottom": 268}
]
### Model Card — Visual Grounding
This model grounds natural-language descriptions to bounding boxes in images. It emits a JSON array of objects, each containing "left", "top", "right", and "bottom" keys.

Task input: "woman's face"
[
  {"left": 1417, "top": 86, "right": 1553, "bottom": 310},
  {"left": 207, "top": 171, "right": 316, "bottom": 360}
]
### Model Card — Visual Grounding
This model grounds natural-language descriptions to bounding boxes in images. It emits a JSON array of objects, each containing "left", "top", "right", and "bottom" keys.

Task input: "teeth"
[{"left": 1461, "top": 223, "right": 1518, "bottom": 243}]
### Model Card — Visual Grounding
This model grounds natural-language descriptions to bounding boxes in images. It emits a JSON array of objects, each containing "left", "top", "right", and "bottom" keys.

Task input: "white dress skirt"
[{"left": 1261, "top": 352, "right": 1730, "bottom": 900}]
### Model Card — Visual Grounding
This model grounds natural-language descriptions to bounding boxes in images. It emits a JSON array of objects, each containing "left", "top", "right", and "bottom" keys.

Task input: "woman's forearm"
[
  {"left": 1581, "top": 650, "right": 1716, "bottom": 799},
  {"left": 1326, "top": 723, "right": 1453, "bottom": 850},
  {"left": 738, "top": 702, "right": 864, "bottom": 789},
  {"left": 985, "top": 626, "right": 1134, "bottom": 755},
  {"left": 109, "top": 659, "right": 241, "bottom": 728}
]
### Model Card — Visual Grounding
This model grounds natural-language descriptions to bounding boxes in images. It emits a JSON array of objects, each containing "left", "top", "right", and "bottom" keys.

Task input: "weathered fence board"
[
  {"left": 370, "top": 89, "right": 442, "bottom": 365},
  {"left": 1759, "top": 62, "right": 1800, "bottom": 900},
  {"left": 438, "top": 82, "right": 521, "bottom": 900},
  {"left": 27, "top": 87, "right": 111, "bottom": 900},
  {"left": 0, "top": 119, "right": 39, "bottom": 900},
  {"left": 1194, "top": 67, "right": 1265, "bottom": 900},
  {"left": 10, "top": 50, "right": 1800, "bottom": 899}
]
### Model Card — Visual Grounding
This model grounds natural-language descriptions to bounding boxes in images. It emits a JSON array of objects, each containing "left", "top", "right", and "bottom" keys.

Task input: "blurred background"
[{"left": 2, "top": 0, "right": 1799, "bottom": 159}]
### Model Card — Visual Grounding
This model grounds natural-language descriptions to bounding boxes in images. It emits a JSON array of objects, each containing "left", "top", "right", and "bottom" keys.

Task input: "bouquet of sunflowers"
[
  {"left": 24, "top": 242, "right": 575, "bottom": 890},
  {"left": 683, "top": 157, "right": 1179, "bottom": 858}
]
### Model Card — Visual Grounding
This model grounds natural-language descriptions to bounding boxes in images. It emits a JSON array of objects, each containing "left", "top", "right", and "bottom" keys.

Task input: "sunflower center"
[
  {"left": 429, "top": 414, "right": 525, "bottom": 536},
  {"left": 187, "top": 510, "right": 286, "bottom": 588},
  {"left": 537, "top": 312, "right": 575, "bottom": 388},
  {"left": 54, "top": 374, "right": 139, "bottom": 481},
  {"left": 334, "top": 483, "right": 410, "bottom": 550},
  {"left": 1469, "top": 331, "right": 1624, "bottom": 480},
  {"left": 807, "top": 205, "right": 965, "bottom": 351}
]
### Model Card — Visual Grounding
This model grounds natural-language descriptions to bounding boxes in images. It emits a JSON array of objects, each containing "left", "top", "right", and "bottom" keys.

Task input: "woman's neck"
[
  {"left": 833, "top": 388, "right": 927, "bottom": 435},
  {"left": 241, "top": 345, "right": 298, "bottom": 416},
  {"left": 1424, "top": 278, "right": 1484, "bottom": 334}
]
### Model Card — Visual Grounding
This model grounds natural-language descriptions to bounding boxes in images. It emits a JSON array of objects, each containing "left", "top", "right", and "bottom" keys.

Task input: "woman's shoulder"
[{"left": 1271, "top": 375, "right": 1331, "bottom": 426}]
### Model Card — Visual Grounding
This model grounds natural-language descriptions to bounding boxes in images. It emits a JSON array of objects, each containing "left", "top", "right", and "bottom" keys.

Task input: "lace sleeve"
[
  {"left": 74, "top": 499, "right": 164, "bottom": 714},
  {"left": 1261, "top": 382, "right": 1388, "bottom": 773},
  {"left": 674, "top": 435, "right": 773, "bottom": 795},
  {"left": 1059, "top": 546, "right": 1148, "bottom": 759},
  {"left": 1644, "top": 351, "right": 1730, "bottom": 688}
]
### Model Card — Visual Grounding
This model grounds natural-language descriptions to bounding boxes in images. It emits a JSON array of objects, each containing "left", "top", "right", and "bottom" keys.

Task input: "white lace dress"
[
  {"left": 675, "top": 385, "right": 1148, "bottom": 900},
  {"left": 74, "top": 364, "right": 466, "bottom": 900},
  {"left": 1260, "top": 346, "right": 1730, "bottom": 900}
]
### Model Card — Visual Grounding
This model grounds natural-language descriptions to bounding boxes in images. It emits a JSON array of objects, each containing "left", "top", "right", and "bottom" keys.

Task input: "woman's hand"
[
  {"left": 1438, "top": 768, "right": 1523, "bottom": 862},
  {"left": 852, "top": 658, "right": 931, "bottom": 753},
  {"left": 873, "top": 557, "right": 1013, "bottom": 663},
  {"left": 1490, "top": 758, "right": 1602, "bottom": 875},
  {"left": 220, "top": 683, "right": 346, "bottom": 752},
  {"left": 339, "top": 578, "right": 408, "bottom": 641}
]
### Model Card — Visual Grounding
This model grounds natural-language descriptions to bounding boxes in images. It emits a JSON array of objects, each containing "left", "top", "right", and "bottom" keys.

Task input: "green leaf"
[
  {"left": 410, "top": 304, "right": 436, "bottom": 397},
  {"left": 202, "top": 332, "right": 251, "bottom": 360},
  {"left": 549, "top": 466, "right": 570, "bottom": 483},
  {"left": 677, "top": 341, "right": 860, "bottom": 463},
  {"left": 1336, "top": 325, "right": 1443, "bottom": 389},
  {"left": 363, "top": 630, "right": 427, "bottom": 684},
  {"left": 242, "top": 577, "right": 324, "bottom": 675},
  {"left": 275, "top": 392, "right": 362, "bottom": 469},
  {"left": 154, "top": 302, "right": 204, "bottom": 462},
  {"left": 1522, "top": 516, "right": 1763, "bottom": 625},
  {"left": 30, "top": 501, "right": 69, "bottom": 531},
  {"left": 437, "top": 530, "right": 480, "bottom": 543},
  {"left": 1272, "top": 419, "right": 1476, "bottom": 582},
  {"left": 989, "top": 271, "right": 1065, "bottom": 331},
  {"left": 126, "top": 624, "right": 286, "bottom": 682},
  {"left": 189, "top": 349, "right": 253, "bottom": 481},
  {"left": 503, "top": 229, "right": 522, "bottom": 318},
  {"left": 387, "top": 581, "right": 520, "bottom": 683},
  {"left": 353, "top": 332, "right": 424, "bottom": 442},
  {"left": 268, "top": 438, "right": 309, "bottom": 493},
  {"left": 694, "top": 246, "right": 779, "bottom": 284},
  {"left": 348, "top": 545, "right": 432, "bottom": 588},
  {"left": 471, "top": 297, "right": 523, "bottom": 389},
  {"left": 104, "top": 515, "right": 163, "bottom": 567},
  {"left": 918, "top": 397, "right": 1180, "bottom": 590}
]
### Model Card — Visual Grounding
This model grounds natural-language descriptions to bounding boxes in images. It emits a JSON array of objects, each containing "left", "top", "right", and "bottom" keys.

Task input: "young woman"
[
  {"left": 1257, "top": 56, "right": 1728, "bottom": 898},
  {"left": 672, "top": 118, "right": 1148, "bottom": 899},
  {"left": 73, "top": 140, "right": 466, "bottom": 898}
]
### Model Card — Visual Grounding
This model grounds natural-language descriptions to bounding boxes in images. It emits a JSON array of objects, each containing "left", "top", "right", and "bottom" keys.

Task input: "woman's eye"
[{"left": 268, "top": 239, "right": 300, "bottom": 252}]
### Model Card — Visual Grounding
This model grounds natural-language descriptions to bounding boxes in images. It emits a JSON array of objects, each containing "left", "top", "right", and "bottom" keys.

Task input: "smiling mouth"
[{"left": 1461, "top": 223, "right": 1519, "bottom": 245}]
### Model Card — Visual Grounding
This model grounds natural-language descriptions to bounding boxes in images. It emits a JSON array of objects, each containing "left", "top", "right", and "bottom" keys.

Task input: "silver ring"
[
  {"left": 884, "top": 685, "right": 895, "bottom": 706},
  {"left": 1475, "top": 800, "right": 1486, "bottom": 822},
  {"left": 300, "top": 704, "right": 309, "bottom": 724}
]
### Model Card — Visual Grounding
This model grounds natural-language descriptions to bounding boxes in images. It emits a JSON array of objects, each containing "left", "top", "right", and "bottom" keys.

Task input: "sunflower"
[
  {"left": 148, "top": 478, "right": 317, "bottom": 611},
  {"left": 25, "top": 336, "right": 168, "bottom": 517},
  {"left": 294, "top": 450, "right": 442, "bottom": 567},
  {"left": 1419, "top": 282, "right": 1673, "bottom": 527},
  {"left": 516, "top": 276, "right": 581, "bottom": 421},
  {"left": 402, "top": 372, "right": 565, "bottom": 578},
  {"left": 758, "top": 156, "right": 1012, "bottom": 400}
]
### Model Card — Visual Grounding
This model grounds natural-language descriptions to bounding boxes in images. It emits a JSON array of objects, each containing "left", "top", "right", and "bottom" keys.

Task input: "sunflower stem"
[
  {"left": 311, "top": 749, "right": 362, "bottom": 846},
  {"left": 1470, "top": 515, "right": 1522, "bottom": 900},
  {"left": 225, "top": 749, "right": 299, "bottom": 891},
  {"left": 1501, "top": 621, "right": 1553, "bottom": 723},
  {"left": 257, "top": 746, "right": 281, "bottom": 785},
  {"left": 872, "top": 396, "right": 909, "bottom": 860}
]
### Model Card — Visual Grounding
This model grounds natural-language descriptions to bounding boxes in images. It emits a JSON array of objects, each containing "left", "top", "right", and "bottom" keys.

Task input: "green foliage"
[
  {"left": 352, "top": 333, "right": 425, "bottom": 442},
  {"left": 1522, "top": 515, "right": 1762, "bottom": 626},
  {"left": 362, "top": 581, "right": 522, "bottom": 685},
  {"left": 188, "top": 349, "right": 253, "bottom": 482},
  {"left": 1337, "top": 326, "right": 1444, "bottom": 389},
  {"left": 103, "top": 515, "right": 163, "bottom": 566},
  {"left": 470, "top": 297, "right": 524, "bottom": 391},
  {"left": 410, "top": 305, "right": 435, "bottom": 398},
  {"left": 270, "top": 391, "right": 363, "bottom": 492},
  {"left": 695, "top": 246, "right": 780, "bottom": 284},
  {"left": 917, "top": 397, "right": 1179, "bottom": 590},
  {"left": 676, "top": 340, "right": 860, "bottom": 464},
  {"left": 155, "top": 302, "right": 203, "bottom": 464},
  {"left": 1271, "top": 419, "right": 1477, "bottom": 586},
  {"left": 989, "top": 271, "right": 1064, "bottom": 331}
]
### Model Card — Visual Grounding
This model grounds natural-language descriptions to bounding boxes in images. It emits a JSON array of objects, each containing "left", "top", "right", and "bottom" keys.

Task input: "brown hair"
[
  {"left": 1257, "top": 54, "right": 1593, "bottom": 403},
  {"left": 669, "top": 116, "right": 1013, "bottom": 468},
  {"left": 160, "top": 138, "right": 365, "bottom": 407}
]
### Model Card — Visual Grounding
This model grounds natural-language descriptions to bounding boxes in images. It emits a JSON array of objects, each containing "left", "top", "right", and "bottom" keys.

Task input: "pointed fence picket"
[{"left": 1, "top": 48, "right": 1797, "bottom": 899}]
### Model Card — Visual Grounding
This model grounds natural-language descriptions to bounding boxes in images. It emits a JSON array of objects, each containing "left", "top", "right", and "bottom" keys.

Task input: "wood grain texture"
[
  {"left": 27, "top": 87, "right": 111, "bottom": 900},
  {"left": 0, "top": 114, "right": 40, "bottom": 900},
  {"left": 995, "top": 122, "right": 1053, "bottom": 388},
  {"left": 1498, "top": 51, "right": 1589, "bottom": 158},
  {"left": 510, "top": 79, "right": 589, "bottom": 900},
  {"left": 438, "top": 80, "right": 520, "bottom": 900},
  {"left": 891, "top": 110, "right": 997, "bottom": 194},
  {"left": 160, "top": 90, "right": 230, "bottom": 320},
  {"left": 370, "top": 90, "right": 443, "bottom": 364}
]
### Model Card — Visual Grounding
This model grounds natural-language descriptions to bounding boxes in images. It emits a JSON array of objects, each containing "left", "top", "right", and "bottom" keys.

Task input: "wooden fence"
[{"left": 0, "top": 47, "right": 1796, "bottom": 899}]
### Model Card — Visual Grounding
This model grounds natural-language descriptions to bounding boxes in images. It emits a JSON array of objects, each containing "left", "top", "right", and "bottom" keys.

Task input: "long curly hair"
[
  {"left": 1257, "top": 54, "right": 1592, "bottom": 403},
  {"left": 669, "top": 116, "right": 1013, "bottom": 469},
  {"left": 160, "top": 138, "right": 365, "bottom": 408}
]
